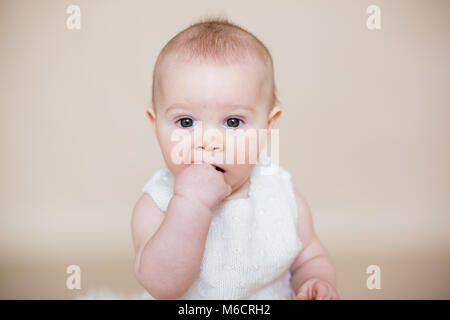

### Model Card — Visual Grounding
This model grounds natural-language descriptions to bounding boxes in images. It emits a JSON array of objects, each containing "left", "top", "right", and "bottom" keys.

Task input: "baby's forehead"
[
  {"left": 155, "top": 56, "right": 273, "bottom": 109},
  {"left": 158, "top": 51, "right": 270, "bottom": 78}
]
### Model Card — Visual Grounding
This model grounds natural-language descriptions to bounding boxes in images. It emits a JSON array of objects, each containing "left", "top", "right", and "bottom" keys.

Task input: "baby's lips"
[
  {"left": 214, "top": 165, "right": 225, "bottom": 173},
  {"left": 208, "top": 162, "right": 225, "bottom": 173}
]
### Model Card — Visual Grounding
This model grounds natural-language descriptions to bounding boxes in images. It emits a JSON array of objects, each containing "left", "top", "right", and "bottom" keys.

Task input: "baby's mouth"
[{"left": 213, "top": 165, "right": 225, "bottom": 173}]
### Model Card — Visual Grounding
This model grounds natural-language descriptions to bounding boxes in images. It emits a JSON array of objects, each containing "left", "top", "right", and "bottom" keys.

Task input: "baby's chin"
[
  {"left": 219, "top": 163, "right": 255, "bottom": 185},
  {"left": 225, "top": 170, "right": 253, "bottom": 200}
]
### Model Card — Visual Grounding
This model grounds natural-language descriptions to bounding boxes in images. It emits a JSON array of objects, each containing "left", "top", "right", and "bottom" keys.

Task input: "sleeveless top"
[{"left": 140, "top": 161, "right": 303, "bottom": 300}]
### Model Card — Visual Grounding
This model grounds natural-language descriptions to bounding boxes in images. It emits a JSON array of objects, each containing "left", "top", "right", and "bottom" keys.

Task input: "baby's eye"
[
  {"left": 224, "top": 118, "right": 243, "bottom": 128},
  {"left": 177, "top": 118, "right": 194, "bottom": 128}
]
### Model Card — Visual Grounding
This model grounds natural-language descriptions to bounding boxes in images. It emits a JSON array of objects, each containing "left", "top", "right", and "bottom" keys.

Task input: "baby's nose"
[
  {"left": 192, "top": 127, "right": 225, "bottom": 164},
  {"left": 204, "top": 139, "right": 222, "bottom": 151},
  {"left": 195, "top": 138, "right": 223, "bottom": 153},
  {"left": 193, "top": 127, "right": 224, "bottom": 152}
]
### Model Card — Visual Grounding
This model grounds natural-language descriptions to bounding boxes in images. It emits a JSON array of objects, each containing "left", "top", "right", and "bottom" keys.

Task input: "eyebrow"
[
  {"left": 165, "top": 103, "right": 256, "bottom": 115},
  {"left": 165, "top": 105, "right": 191, "bottom": 116}
]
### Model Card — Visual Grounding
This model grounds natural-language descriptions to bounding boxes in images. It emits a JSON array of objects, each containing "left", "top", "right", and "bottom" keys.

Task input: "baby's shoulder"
[{"left": 141, "top": 166, "right": 174, "bottom": 212}]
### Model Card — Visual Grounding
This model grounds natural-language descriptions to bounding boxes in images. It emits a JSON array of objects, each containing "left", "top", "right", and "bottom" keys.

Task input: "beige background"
[{"left": 1, "top": 0, "right": 449, "bottom": 299}]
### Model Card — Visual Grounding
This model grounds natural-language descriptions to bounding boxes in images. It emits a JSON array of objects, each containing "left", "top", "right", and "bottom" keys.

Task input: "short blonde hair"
[{"left": 151, "top": 17, "right": 279, "bottom": 111}]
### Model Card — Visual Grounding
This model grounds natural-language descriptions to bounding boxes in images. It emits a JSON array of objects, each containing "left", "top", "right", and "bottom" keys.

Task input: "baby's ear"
[
  {"left": 268, "top": 106, "right": 282, "bottom": 130},
  {"left": 146, "top": 107, "right": 156, "bottom": 124}
]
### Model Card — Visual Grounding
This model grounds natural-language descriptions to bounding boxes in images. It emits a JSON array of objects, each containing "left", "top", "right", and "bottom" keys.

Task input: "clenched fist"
[
  {"left": 295, "top": 278, "right": 340, "bottom": 300},
  {"left": 174, "top": 163, "right": 232, "bottom": 209}
]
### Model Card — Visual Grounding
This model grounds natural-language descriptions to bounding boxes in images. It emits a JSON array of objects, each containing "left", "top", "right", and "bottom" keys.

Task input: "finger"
[
  {"left": 295, "top": 285, "right": 311, "bottom": 300},
  {"left": 295, "top": 291, "right": 308, "bottom": 300},
  {"left": 313, "top": 282, "right": 330, "bottom": 300}
]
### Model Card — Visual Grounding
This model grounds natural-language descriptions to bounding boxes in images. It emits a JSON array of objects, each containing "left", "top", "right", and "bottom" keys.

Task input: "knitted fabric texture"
[{"left": 140, "top": 161, "right": 303, "bottom": 299}]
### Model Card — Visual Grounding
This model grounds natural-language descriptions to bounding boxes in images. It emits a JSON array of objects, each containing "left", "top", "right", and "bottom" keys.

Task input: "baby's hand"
[
  {"left": 174, "top": 163, "right": 232, "bottom": 209},
  {"left": 295, "top": 278, "right": 340, "bottom": 300}
]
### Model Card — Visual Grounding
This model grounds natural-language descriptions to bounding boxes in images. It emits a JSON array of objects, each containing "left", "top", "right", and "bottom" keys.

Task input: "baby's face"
[{"left": 149, "top": 55, "right": 280, "bottom": 196}]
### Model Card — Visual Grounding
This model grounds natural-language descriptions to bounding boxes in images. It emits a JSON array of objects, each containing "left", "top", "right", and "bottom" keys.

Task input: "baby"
[{"left": 131, "top": 18, "right": 339, "bottom": 300}]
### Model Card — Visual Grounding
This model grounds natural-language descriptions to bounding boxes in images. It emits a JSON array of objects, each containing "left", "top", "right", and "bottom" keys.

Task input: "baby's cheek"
[
  {"left": 162, "top": 131, "right": 194, "bottom": 165},
  {"left": 163, "top": 140, "right": 190, "bottom": 174},
  {"left": 224, "top": 133, "right": 261, "bottom": 165},
  {"left": 169, "top": 163, "right": 190, "bottom": 178}
]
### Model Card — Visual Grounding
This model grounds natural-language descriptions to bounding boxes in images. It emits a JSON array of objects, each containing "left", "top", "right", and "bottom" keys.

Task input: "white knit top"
[{"left": 140, "top": 161, "right": 303, "bottom": 300}]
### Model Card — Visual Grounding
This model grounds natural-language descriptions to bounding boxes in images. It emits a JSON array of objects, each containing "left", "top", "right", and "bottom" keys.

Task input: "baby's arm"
[
  {"left": 289, "top": 189, "right": 339, "bottom": 300},
  {"left": 131, "top": 163, "right": 231, "bottom": 299}
]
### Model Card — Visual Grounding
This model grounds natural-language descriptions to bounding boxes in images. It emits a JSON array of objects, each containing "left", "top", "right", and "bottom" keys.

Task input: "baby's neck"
[{"left": 225, "top": 178, "right": 250, "bottom": 201}]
